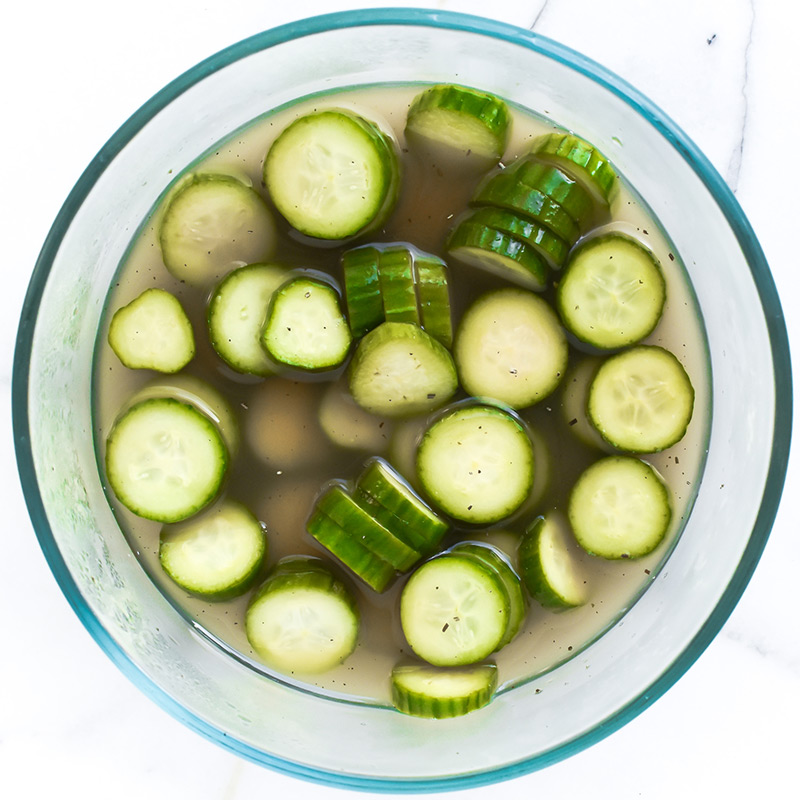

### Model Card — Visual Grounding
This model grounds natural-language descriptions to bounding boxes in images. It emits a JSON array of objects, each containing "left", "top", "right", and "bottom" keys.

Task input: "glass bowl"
[{"left": 12, "top": 8, "right": 792, "bottom": 791}]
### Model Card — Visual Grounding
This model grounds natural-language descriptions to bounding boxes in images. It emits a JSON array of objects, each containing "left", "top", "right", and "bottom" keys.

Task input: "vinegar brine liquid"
[{"left": 93, "top": 84, "right": 710, "bottom": 705}]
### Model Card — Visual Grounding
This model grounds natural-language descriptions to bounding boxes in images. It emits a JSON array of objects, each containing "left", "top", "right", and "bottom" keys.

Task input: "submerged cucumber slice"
[
  {"left": 416, "top": 404, "right": 535, "bottom": 525},
  {"left": 405, "top": 84, "right": 510, "bottom": 162},
  {"left": 532, "top": 132, "right": 617, "bottom": 206},
  {"left": 106, "top": 398, "right": 228, "bottom": 523},
  {"left": 557, "top": 234, "right": 666, "bottom": 350},
  {"left": 207, "top": 263, "right": 290, "bottom": 376},
  {"left": 262, "top": 277, "right": 352, "bottom": 371},
  {"left": 568, "top": 456, "right": 672, "bottom": 559},
  {"left": 400, "top": 553, "right": 510, "bottom": 666},
  {"left": 108, "top": 288, "right": 195, "bottom": 373},
  {"left": 455, "top": 288, "right": 568, "bottom": 409},
  {"left": 391, "top": 663, "right": 498, "bottom": 718},
  {"left": 265, "top": 109, "right": 398, "bottom": 240},
  {"left": 519, "top": 512, "right": 587, "bottom": 609},
  {"left": 447, "top": 220, "right": 549, "bottom": 290},
  {"left": 349, "top": 322, "right": 458, "bottom": 418},
  {"left": 159, "top": 500, "right": 266, "bottom": 600},
  {"left": 246, "top": 558, "right": 359, "bottom": 673},
  {"left": 159, "top": 174, "right": 276, "bottom": 286},
  {"left": 587, "top": 345, "right": 695, "bottom": 452}
]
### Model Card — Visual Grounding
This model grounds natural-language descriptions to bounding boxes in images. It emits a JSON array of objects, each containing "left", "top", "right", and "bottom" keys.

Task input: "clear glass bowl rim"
[{"left": 12, "top": 7, "right": 793, "bottom": 792}]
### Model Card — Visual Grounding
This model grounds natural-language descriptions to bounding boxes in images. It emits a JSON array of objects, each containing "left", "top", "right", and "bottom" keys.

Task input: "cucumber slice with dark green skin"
[
  {"left": 568, "top": 456, "right": 672, "bottom": 559},
  {"left": 462, "top": 207, "right": 570, "bottom": 270},
  {"left": 405, "top": 84, "right": 511, "bottom": 162},
  {"left": 519, "top": 512, "right": 588, "bottom": 609},
  {"left": 106, "top": 398, "right": 228, "bottom": 523},
  {"left": 557, "top": 234, "right": 666, "bottom": 350},
  {"left": 391, "top": 663, "right": 498, "bottom": 718},
  {"left": 471, "top": 172, "right": 580, "bottom": 245},
  {"left": 262, "top": 277, "right": 352, "bottom": 371},
  {"left": 416, "top": 403, "right": 535, "bottom": 525},
  {"left": 454, "top": 288, "right": 568, "bottom": 409},
  {"left": 532, "top": 132, "right": 617, "bottom": 206},
  {"left": 378, "top": 246, "right": 420, "bottom": 325},
  {"left": 414, "top": 255, "right": 453, "bottom": 348},
  {"left": 306, "top": 508, "right": 396, "bottom": 593},
  {"left": 587, "top": 345, "right": 695, "bottom": 453},
  {"left": 446, "top": 220, "right": 549, "bottom": 291},
  {"left": 159, "top": 500, "right": 266, "bottom": 600},
  {"left": 349, "top": 322, "right": 458, "bottom": 418},
  {"left": 246, "top": 557, "right": 359, "bottom": 673},
  {"left": 108, "top": 288, "right": 195, "bottom": 373},
  {"left": 313, "top": 483, "right": 421, "bottom": 572},
  {"left": 264, "top": 109, "right": 398, "bottom": 240},
  {"left": 400, "top": 553, "right": 510, "bottom": 665},
  {"left": 449, "top": 542, "right": 527, "bottom": 648},
  {"left": 159, "top": 174, "right": 276, "bottom": 286},
  {"left": 506, "top": 157, "right": 594, "bottom": 228},
  {"left": 207, "top": 263, "right": 289, "bottom": 376},
  {"left": 354, "top": 458, "right": 449, "bottom": 553},
  {"left": 342, "top": 246, "right": 383, "bottom": 338}
]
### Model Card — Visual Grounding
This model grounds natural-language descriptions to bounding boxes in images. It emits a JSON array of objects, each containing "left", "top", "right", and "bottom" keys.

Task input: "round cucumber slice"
[
  {"left": 568, "top": 456, "right": 672, "bottom": 560},
  {"left": 391, "top": 663, "right": 498, "bottom": 718},
  {"left": 400, "top": 553, "right": 510, "bottom": 666},
  {"left": 416, "top": 403, "right": 535, "bottom": 525},
  {"left": 557, "top": 234, "right": 666, "bottom": 350},
  {"left": 588, "top": 345, "right": 695, "bottom": 453},
  {"left": 159, "top": 500, "right": 266, "bottom": 600},
  {"left": 455, "top": 288, "right": 568, "bottom": 409},
  {"left": 246, "top": 559, "right": 359, "bottom": 673}
]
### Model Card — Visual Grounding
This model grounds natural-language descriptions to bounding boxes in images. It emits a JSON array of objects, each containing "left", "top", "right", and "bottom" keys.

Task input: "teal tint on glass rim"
[{"left": 12, "top": 8, "right": 792, "bottom": 791}]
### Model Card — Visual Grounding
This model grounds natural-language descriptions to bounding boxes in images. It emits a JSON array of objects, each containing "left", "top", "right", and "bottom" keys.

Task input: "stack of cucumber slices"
[{"left": 102, "top": 83, "right": 697, "bottom": 721}]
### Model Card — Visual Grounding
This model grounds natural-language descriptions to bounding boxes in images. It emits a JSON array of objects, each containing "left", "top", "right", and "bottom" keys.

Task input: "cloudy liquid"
[{"left": 93, "top": 85, "right": 710, "bottom": 706}]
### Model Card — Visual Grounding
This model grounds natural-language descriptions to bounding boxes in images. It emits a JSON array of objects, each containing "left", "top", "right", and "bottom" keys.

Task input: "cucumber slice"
[
  {"left": 348, "top": 322, "right": 458, "bottom": 418},
  {"left": 560, "top": 357, "right": 613, "bottom": 452},
  {"left": 105, "top": 398, "right": 228, "bottom": 523},
  {"left": 532, "top": 132, "right": 617, "bottom": 206},
  {"left": 463, "top": 207, "right": 570, "bottom": 270},
  {"left": 379, "top": 246, "right": 420, "bottom": 325},
  {"left": 314, "top": 484, "right": 421, "bottom": 572},
  {"left": 246, "top": 558, "right": 359, "bottom": 673},
  {"left": 207, "top": 263, "right": 289, "bottom": 376},
  {"left": 354, "top": 458, "right": 449, "bottom": 553},
  {"left": 557, "top": 234, "right": 666, "bottom": 350},
  {"left": 262, "top": 277, "right": 352, "bottom": 371},
  {"left": 405, "top": 84, "right": 510, "bottom": 162},
  {"left": 391, "top": 663, "right": 498, "bottom": 718},
  {"left": 588, "top": 345, "right": 695, "bottom": 452},
  {"left": 472, "top": 172, "right": 580, "bottom": 245},
  {"left": 264, "top": 109, "right": 398, "bottom": 240},
  {"left": 506, "top": 157, "right": 594, "bottom": 228},
  {"left": 519, "top": 512, "right": 588, "bottom": 609},
  {"left": 447, "top": 220, "right": 549, "bottom": 290},
  {"left": 450, "top": 542, "right": 526, "bottom": 648},
  {"left": 318, "top": 382, "right": 393, "bottom": 453},
  {"left": 159, "top": 174, "right": 276, "bottom": 286},
  {"left": 306, "top": 508, "right": 396, "bottom": 593},
  {"left": 568, "top": 455, "right": 672, "bottom": 559},
  {"left": 414, "top": 255, "right": 453, "bottom": 348},
  {"left": 108, "top": 288, "right": 195, "bottom": 373},
  {"left": 400, "top": 553, "right": 510, "bottom": 666},
  {"left": 159, "top": 500, "right": 266, "bottom": 600},
  {"left": 454, "top": 288, "right": 568, "bottom": 409},
  {"left": 342, "top": 246, "right": 383, "bottom": 338},
  {"left": 416, "top": 403, "right": 535, "bottom": 525}
]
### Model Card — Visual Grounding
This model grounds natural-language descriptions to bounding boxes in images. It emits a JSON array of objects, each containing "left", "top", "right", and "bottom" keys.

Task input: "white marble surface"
[{"left": 3, "top": 0, "right": 798, "bottom": 797}]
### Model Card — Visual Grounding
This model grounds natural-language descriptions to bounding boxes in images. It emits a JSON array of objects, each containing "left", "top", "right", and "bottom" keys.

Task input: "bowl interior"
[{"left": 14, "top": 10, "right": 791, "bottom": 791}]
